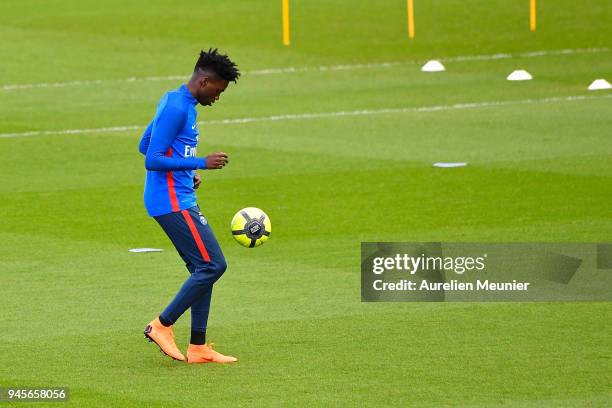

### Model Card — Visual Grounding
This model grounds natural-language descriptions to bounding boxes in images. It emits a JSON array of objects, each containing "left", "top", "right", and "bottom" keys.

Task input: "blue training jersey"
[{"left": 139, "top": 84, "right": 207, "bottom": 217}]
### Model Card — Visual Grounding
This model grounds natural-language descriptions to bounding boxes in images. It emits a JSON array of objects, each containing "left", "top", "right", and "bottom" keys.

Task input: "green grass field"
[{"left": 1, "top": 0, "right": 611, "bottom": 406}]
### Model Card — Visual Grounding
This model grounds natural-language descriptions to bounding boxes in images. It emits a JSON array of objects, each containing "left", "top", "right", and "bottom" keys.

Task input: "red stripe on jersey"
[
  {"left": 181, "top": 210, "right": 211, "bottom": 262},
  {"left": 165, "top": 148, "right": 180, "bottom": 212}
]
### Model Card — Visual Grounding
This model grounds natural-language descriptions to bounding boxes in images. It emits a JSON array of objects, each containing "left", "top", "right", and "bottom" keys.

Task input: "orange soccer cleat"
[
  {"left": 144, "top": 317, "right": 185, "bottom": 361},
  {"left": 186, "top": 343, "right": 238, "bottom": 364}
]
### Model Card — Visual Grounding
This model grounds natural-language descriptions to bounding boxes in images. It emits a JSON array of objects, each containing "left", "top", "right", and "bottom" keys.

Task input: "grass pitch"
[{"left": 0, "top": 1, "right": 611, "bottom": 406}]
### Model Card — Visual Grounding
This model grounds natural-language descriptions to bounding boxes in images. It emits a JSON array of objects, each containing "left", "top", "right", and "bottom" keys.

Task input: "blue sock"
[
  {"left": 158, "top": 315, "right": 172, "bottom": 327},
  {"left": 190, "top": 330, "right": 206, "bottom": 345}
]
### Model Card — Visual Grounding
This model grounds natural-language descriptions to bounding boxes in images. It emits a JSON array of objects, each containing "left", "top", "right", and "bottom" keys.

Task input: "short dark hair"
[{"left": 194, "top": 48, "right": 240, "bottom": 82}]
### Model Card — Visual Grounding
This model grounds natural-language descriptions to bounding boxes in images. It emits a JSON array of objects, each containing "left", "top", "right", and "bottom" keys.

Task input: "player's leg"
[
  {"left": 164, "top": 244, "right": 214, "bottom": 347},
  {"left": 169, "top": 233, "right": 214, "bottom": 346},
  {"left": 175, "top": 207, "right": 237, "bottom": 364},
  {"left": 156, "top": 207, "right": 227, "bottom": 326},
  {"left": 189, "top": 286, "right": 212, "bottom": 344},
  {"left": 144, "top": 208, "right": 222, "bottom": 361},
  {"left": 174, "top": 245, "right": 212, "bottom": 346},
  {"left": 145, "top": 206, "right": 234, "bottom": 362},
  {"left": 143, "top": 210, "right": 199, "bottom": 361},
  {"left": 177, "top": 248, "right": 197, "bottom": 275},
  {"left": 187, "top": 289, "right": 237, "bottom": 364},
  {"left": 187, "top": 210, "right": 226, "bottom": 346}
]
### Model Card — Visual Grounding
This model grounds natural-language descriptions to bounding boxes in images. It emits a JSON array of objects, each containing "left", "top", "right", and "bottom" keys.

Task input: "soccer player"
[{"left": 138, "top": 49, "right": 240, "bottom": 364}]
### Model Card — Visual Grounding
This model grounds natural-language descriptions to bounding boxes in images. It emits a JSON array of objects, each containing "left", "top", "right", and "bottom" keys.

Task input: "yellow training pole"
[
  {"left": 282, "top": 0, "right": 290, "bottom": 46},
  {"left": 407, "top": 0, "right": 415, "bottom": 39},
  {"left": 530, "top": 0, "right": 536, "bottom": 31}
]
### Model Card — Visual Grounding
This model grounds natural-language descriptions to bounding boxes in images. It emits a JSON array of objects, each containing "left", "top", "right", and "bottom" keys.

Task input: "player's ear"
[{"left": 199, "top": 76, "right": 210, "bottom": 88}]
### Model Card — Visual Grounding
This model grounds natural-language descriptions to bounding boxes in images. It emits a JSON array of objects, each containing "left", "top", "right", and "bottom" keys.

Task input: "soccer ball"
[{"left": 230, "top": 207, "right": 271, "bottom": 248}]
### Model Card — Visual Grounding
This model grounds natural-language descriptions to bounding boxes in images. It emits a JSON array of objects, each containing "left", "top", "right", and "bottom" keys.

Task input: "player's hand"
[
  {"left": 205, "top": 152, "right": 229, "bottom": 169},
  {"left": 193, "top": 173, "right": 201, "bottom": 189}
]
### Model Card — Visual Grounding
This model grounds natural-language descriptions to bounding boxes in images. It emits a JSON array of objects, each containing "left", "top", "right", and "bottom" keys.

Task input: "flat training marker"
[
  {"left": 421, "top": 60, "right": 445, "bottom": 72},
  {"left": 433, "top": 162, "right": 468, "bottom": 168},
  {"left": 129, "top": 248, "right": 164, "bottom": 253},
  {"left": 507, "top": 70, "right": 533, "bottom": 81},
  {"left": 588, "top": 79, "right": 611, "bottom": 91}
]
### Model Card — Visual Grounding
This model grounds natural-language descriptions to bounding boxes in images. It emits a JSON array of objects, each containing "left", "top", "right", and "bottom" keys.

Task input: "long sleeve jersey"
[{"left": 139, "top": 84, "right": 207, "bottom": 217}]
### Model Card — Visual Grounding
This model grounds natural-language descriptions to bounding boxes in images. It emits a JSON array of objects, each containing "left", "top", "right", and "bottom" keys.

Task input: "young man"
[{"left": 138, "top": 49, "right": 240, "bottom": 364}]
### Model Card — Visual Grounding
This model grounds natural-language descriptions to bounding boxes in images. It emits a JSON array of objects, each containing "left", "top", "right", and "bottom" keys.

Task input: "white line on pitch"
[
  {"left": 1, "top": 48, "right": 608, "bottom": 91},
  {"left": 1, "top": 94, "right": 610, "bottom": 139}
]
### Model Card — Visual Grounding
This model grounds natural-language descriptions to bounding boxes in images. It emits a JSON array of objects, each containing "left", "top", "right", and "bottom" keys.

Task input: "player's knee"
[
  {"left": 215, "top": 258, "right": 227, "bottom": 276},
  {"left": 193, "top": 257, "right": 226, "bottom": 280},
  {"left": 206, "top": 258, "right": 227, "bottom": 283},
  {"left": 184, "top": 262, "right": 196, "bottom": 274}
]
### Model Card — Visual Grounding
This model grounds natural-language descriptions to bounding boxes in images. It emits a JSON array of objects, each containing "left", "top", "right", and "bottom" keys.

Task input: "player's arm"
[
  {"left": 193, "top": 172, "right": 201, "bottom": 189},
  {"left": 144, "top": 102, "right": 207, "bottom": 171},
  {"left": 140, "top": 119, "right": 226, "bottom": 169},
  {"left": 138, "top": 121, "right": 153, "bottom": 155}
]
